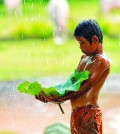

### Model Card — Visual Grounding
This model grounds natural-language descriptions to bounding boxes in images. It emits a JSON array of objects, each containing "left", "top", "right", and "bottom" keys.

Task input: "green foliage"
[
  {"left": 10, "top": 21, "right": 53, "bottom": 39},
  {"left": 0, "top": 0, "right": 3, "bottom": 4},
  {"left": 0, "top": 35, "right": 119, "bottom": 81},
  {"left": 99, "top": 18, "right": 120, "bottom": 38},
  {"left": 4, "top": 17, "right": 120, "bottom": 39},
  {"left": 17, "top": 70, "right": 90, "bottom": 97},
  {"left": 30, "top": 22, "right": 53, "bottom": 38},
  {"left": 0, "top": 0, "right": 120, "bottom": 81},
  {"left": 67, "top": 17, "right": 77, "bottom": 36},
  {"left": 0, "top": 1, "right": 120, "bottom": 39}
]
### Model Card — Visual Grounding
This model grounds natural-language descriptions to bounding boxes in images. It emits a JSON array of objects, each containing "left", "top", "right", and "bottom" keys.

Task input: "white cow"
[
  {"left": 100, "top": 0, "right": 120, "bottom": 14},
  {"left": 48, "top": 0, "right": 69, "bottom": 44},
  {"left": 4, "top": 0, "right": 22, "bottom": 15}
]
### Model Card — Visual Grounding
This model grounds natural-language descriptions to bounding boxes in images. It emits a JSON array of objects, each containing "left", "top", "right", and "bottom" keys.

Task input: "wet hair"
[{"left": 74, "top": 19, "right": 103, "bottom": 44}]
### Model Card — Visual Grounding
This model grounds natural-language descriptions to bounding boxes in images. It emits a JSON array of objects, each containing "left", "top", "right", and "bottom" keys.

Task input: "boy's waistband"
[{"left": 72, "top": 104, "right": 100, "bottom": 112}]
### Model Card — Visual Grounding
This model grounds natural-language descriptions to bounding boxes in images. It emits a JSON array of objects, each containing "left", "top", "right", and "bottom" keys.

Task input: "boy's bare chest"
[{"left": 78, "top": 56, "right": 95, "bottom": 71}]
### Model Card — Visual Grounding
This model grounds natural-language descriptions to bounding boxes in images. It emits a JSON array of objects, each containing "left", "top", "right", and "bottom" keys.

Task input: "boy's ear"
[{"left": 92, "top": 35, "right": 99, "bottom": 43}]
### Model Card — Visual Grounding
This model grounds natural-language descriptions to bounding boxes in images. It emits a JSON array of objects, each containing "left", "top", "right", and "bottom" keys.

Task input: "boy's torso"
[{"left": 71, "top": 54, "right": 110, "bottom": 110}]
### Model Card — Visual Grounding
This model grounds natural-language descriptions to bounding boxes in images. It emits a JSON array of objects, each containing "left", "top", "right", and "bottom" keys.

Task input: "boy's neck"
[{"left": 94, "top": 43, "right": 103, "bottom": 56}]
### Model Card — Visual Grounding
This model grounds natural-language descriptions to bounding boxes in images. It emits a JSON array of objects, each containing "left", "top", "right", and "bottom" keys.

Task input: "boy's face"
[{"left": 75, "top": 36, "right": 98, "bottom": 56}]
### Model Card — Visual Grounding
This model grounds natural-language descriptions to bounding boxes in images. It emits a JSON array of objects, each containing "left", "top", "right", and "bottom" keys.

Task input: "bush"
[
  {"left": 99, "top": 18, "right": 120, "bottom": 38},
  {"left": 0, "top": 14, "right": 120, "bottom": 40},
  {"left": 10, "top": 21, "right": 53, "bottom": 39},
  {"left": 68, "top": 17, "right": 78, "bottom": 36}
]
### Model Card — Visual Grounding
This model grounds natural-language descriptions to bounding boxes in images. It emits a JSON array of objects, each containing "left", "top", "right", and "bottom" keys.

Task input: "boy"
[{"left": 36, "top": 19, "right": 110, "bottom": 134}]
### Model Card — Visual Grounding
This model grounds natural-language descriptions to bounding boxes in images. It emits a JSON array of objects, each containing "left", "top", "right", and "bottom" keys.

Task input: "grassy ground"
[
  {"left": 0, "top": 36, "right": 119, "bottom": 80},
  {"left": 0, "top": 0, "right": 120, "bottom": 80}
]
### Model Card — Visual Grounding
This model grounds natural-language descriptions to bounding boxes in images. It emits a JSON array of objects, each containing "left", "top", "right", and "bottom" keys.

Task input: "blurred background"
[{"left": 0, "top": 0, "right": 120, "bottom": 134}]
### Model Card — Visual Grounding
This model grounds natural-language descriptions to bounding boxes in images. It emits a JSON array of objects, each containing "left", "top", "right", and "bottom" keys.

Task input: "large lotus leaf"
[
  {"left": 17, "top": 70, "right": 90, "bottom": 97},
  {"left": 17, "top": 81, "right": 42, "bottom": 96},
  {"left": 55, "top": 70, "right": 90, "bottom": 95}
]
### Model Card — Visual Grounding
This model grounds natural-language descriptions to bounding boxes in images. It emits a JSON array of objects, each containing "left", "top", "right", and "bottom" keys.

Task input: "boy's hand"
[
  {"left": 35, "top": 91, "right": 48, "bottom": 103},
  {"left": 35, "top": 91, "right": 63, "bottom": 104}
]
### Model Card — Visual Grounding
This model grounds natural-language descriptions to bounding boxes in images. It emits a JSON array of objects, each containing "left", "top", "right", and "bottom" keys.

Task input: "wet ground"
[{"left": 0, "top": 74, "right": 120, "bottom": 134}]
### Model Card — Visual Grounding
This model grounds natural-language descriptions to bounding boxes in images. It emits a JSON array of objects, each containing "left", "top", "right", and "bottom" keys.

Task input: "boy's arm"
[
  {"left": 51, "top": 58, "right": 109, "bottom": 102},
  {"left": 36, "top": 57, "right": 110, "bottom": 103},
  {"left": 69, "top": 57, "right": 110, "bottom": 100}
]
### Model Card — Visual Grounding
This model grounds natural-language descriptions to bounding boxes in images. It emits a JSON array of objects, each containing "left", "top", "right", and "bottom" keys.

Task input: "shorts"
[{"left": 70, "top": 105, "right": 102, "bottom": 134}]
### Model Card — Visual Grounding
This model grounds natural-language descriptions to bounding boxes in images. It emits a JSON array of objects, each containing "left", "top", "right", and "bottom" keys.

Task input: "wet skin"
[
  {"left": 36, "top": 35, "right": 110, "bottom": 108},
  {"left": 35, "top": 35, "right": 110, "bottom": 133}
]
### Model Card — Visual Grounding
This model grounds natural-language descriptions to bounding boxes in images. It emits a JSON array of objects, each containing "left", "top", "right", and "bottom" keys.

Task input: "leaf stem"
[{"left": 58, "top": 103, "right": 65, "bottom": 114}]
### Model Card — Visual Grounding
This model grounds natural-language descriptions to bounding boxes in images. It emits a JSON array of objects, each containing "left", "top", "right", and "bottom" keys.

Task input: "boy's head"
[{"left": 74, "top": 19, "right": 103, "bottom": 44}]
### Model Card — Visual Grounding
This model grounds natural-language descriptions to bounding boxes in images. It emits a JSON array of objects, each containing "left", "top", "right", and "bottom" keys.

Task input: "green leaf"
[
  {"left": 17, "top": 70, "right": 90, "bottom": 97},
  {"left": 17, "top": 81, "right": 42, "bottom": 96},
  {"left": 41, "top": 87, "right": 62, "bottom": 97},
  {"left": 55, "top": 70, "right": 90, "bottom": 95},
  {"left": 17, "top": 81, "right": 31, "bottom": 93}
]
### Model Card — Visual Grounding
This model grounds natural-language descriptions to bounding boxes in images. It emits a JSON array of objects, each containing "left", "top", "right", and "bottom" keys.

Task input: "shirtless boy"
[{"left": 36, "top": 19, "right": 110, "bottom": 134}]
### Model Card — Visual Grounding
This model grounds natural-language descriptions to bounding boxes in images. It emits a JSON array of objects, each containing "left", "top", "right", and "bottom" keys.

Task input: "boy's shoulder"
[
  {"left": 95, "top": 53, "right": 110, "bottom": 62},
  {"left": 95, "top": 53, "right": 110, "bottom": 69}
]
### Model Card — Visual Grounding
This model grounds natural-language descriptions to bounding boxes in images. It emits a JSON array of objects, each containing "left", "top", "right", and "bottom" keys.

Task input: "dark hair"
[{"left": 74, "top": 19, "right": 103, "bottom": 44}]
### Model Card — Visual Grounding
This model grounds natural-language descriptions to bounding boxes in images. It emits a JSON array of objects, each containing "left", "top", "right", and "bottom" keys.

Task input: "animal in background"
[
  {"left": 4, "top": 0, "right": 22, "bottom": 15},
  {"left": 100, "top": 0, "right": 120, "bottom": 15},
  {"left": 48, "top": 0, "right": 69, "bottom": 44}
]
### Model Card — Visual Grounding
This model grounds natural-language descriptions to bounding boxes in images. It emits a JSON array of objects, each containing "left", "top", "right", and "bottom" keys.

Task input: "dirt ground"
[
  {"left": 0, "top": 93, "right": 120, "bottom": 134},
  {"left": 0, "top": 74, "right": 120, "bottom": 134}
]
